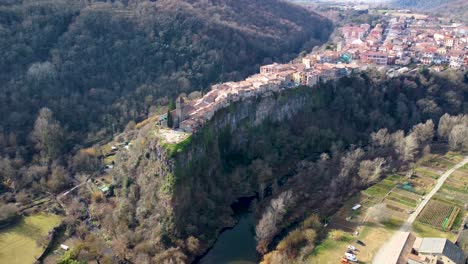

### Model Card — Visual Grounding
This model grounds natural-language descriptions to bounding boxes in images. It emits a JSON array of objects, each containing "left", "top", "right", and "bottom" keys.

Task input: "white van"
[{"left": 345, "top": 252, "right": 358, "bottom": 262}]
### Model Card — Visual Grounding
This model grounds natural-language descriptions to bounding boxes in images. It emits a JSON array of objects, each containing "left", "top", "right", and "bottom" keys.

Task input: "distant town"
[{"left": 160, "top": 9, "right": 468, "bottom": 135}]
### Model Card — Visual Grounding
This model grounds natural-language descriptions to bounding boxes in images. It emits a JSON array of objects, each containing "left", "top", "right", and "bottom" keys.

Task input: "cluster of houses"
[
  {"left": 163, "top": 60, "right": 360, "bottom": 133},
  {"left": 159, "top": 11, "right": 467, "bottom": 134},
  {"left": 337, "top": 12, "right": 468, "bottom": 70}
]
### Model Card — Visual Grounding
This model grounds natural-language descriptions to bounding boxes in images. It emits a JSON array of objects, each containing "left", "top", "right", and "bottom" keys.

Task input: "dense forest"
[{"left": 0, "top": 0, "right": 331, "bottom": 198}]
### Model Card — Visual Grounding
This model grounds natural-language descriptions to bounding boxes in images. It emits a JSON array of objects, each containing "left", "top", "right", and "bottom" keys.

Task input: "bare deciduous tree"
[
  {"left": 256, "top": 190, "right": 295, "bottom": 253},
  {"left": 358, "top": 157, "right": 386, "bottom": 183},
  {"left": 30, "top": 108, "right": 65, "bottom": 163},
  {"left": 449, "top": 124, "right": 468, "bottom": 151}
]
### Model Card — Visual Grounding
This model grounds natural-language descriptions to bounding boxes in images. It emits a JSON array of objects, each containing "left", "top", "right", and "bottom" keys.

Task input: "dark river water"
[{"left": 196, "top": 197, "right": 259, "bottom": 264}]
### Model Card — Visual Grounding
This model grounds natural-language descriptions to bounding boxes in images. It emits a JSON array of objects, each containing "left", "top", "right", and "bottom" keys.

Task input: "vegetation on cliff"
[
  {"left": 0, "top": 0, "right": 332, "bottom": 245},
  {"left": 86, "top": 70, "right": 468, "bottom": 262}
]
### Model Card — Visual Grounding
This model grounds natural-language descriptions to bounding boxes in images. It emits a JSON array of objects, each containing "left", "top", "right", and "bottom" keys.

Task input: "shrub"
[{"left": 0, "top": 203, "right": 20, "bottom": 226}]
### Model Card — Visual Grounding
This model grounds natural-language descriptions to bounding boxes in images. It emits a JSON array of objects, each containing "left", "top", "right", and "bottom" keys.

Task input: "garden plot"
[
  {"left": 384, "top": 199, "right": 414, "bottom": 213},
  {"left": 392, "top": 188, "right": 422, "bottom": 200},
  {"left": 446, "top": 170, "right": 468, "bottom": 190},
  {"left": 414, "top": 166, "right": 441, "bottom": 179},
  {"left": 407, "top": 175, "right": 435, "bottom": 195},
  {"left": 421, "top": 155, "right": 459, "bottom": 171},
  {"left": 417, "top": 200, "right": 460, "bottom": 230},
  {"left": 432, "top": 167, "right": 468, "bottom": 207},
  {"left": 362, "top": 175, "right": 402, "bottom": 201},
  {"left": 434, "top": 185, "right": 468, "bottom": 207},
  {"left": 460, "top": 163, "right": 468, "bottom": 173},
  {"left": 386, "top": 189, "right": 420, "bottom": 208}
]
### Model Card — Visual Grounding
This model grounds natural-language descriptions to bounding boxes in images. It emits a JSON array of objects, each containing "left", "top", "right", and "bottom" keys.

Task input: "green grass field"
[
  {"left": 362, "top": 175, "right": 402, "bottom": 200},
  {"left": 412, "top": 222, "right": 456, "bottom": 241},
  {"left": 0, "top": 214, "right": 61, "bottom": 264}
]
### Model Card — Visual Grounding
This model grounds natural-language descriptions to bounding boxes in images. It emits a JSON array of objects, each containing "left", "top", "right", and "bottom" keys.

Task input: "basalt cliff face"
[
  {"left": 109, "top": 70, "right": 468, "bottom": 262},
  {"left": 111, "top": 85, "right": 322, "bottom": 260}
]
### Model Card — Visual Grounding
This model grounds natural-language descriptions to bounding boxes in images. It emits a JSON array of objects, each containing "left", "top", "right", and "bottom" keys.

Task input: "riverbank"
[{"left": 196, "top": 196, "right": 259, "bottom": 264}]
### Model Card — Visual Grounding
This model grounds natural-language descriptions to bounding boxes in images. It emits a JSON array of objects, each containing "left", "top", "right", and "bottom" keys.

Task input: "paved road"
[
  {"left": 400, "top": 156, "right": 468, "bottom": 232},
  {"left": 373, "top": 156, "right": 468, "bottom": 264}
]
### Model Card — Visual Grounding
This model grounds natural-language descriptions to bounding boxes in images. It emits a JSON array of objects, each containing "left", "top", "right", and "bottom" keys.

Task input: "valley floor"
[{"left": 307, "top": 151, "right": 467, "bottom": 264}]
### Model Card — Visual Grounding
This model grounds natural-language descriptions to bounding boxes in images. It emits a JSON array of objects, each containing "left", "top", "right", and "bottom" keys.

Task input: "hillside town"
[{"left": 160, "top": 10, "right": 468, "bottom": 135}]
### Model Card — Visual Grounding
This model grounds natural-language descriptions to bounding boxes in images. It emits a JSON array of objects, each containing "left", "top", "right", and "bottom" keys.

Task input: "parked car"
[
  {"left": 348, "top": 245, "right": 356, "bottom": 251},
  {"left": 356, "top": 240, "right": 366, "bottom": 246},
  {"left": 345, "top": 252, "right": 358, "bottom": 262}
]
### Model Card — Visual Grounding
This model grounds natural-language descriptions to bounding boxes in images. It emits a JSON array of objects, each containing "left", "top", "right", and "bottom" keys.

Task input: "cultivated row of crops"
[{"left": 417, "top": 200, "right": 460, "bottom": 230}]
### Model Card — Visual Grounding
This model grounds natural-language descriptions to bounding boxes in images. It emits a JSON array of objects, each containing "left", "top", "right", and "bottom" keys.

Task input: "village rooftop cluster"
[
  {"left": 339, "top": 11, "right": 468, "bottom": 72},
  {"left": 159, "top": 11, "right": 467, "bottom": 135}
]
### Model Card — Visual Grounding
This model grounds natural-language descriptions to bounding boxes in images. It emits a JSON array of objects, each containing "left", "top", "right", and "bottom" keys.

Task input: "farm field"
[
  {"left": 420, "top": 153, "right": 463, "bottom": 171},
  {"left": 386, "top": 190, "right": 418, "bottom": 208},
  {"left": 362, "top": 175, "right": 403, "bottom": 201},
  {"left": 414, "top": 167, "right": 440, "bottom": 179},
  {"left": 417, "top": 200, "right": 460, "bottom": 230},
  {"left": 406, "top": 174, "right": 435, "bottom": 195},
  {"left": 408, "top": 153, "right": 467, "bottom": 241},
  {"left": 434, "top": 185, "right": 468, "bottom": 207},
  {"left": 0, "top": 214, "right": 61, "bottom": 264},
  {"left": 311, "top": 152, "right": 465, "bottom": 263}
]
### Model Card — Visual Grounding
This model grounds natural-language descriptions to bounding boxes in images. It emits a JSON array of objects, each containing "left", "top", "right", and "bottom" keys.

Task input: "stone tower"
[{"left": 175, "top": 96, "right": 185, "bottom": 124}]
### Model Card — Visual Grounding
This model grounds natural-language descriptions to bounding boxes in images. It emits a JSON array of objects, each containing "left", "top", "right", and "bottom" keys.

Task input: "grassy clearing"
[
  {"left": 411, "top": 222, "right": 456, "bottom": 241},
  {"left": 163, "top": 135, "right": 192, "bottom": 157},
  {"left": 0, "top": 214, "right": 61, "bottom": 264},
  {"left": 307, "top": 225, "right": 394, "bottom": 264},
  {"left": 362, "top": 175, "right": 402, "bottom": 200}
]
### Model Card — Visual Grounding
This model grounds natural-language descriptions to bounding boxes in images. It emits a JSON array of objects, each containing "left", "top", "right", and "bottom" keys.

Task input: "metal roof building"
[{"left": 416, "top": 238, "right": 466, "bottom": 264}]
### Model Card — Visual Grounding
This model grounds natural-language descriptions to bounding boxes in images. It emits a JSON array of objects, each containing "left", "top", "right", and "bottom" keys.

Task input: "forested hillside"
[
  {"left": 391, "top": 0, "right": 468, "bottom": 22},
  {"left": 92, "top": 70, "right": 467, "bottom": 263},
  {"left": 0, "top": 0, "right": 332, "bottom": 157}
]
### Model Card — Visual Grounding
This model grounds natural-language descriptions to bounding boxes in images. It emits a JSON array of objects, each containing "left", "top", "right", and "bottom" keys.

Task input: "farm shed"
[{"left": 415, "top": 238, "right": 466, "bottom": 264}]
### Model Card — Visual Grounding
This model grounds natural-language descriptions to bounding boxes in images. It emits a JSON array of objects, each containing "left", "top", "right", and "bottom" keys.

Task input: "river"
[{"left": 196, "top": 197, "right": 259, "bottom": 264}]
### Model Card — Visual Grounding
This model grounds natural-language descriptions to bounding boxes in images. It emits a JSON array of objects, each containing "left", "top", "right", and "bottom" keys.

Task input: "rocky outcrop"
[{"left": 111, "top": 86, "right": 317, "bottom": 260}]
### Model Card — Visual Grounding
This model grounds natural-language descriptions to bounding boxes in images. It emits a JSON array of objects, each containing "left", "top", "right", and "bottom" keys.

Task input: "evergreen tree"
[{"left": 167, "top": 110, "right": 173, "bottom": 128}]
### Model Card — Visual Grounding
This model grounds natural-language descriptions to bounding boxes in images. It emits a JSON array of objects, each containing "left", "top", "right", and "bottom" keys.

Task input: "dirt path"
[{"left": 372, "top": 156, "right": 468, "bottom": 264}]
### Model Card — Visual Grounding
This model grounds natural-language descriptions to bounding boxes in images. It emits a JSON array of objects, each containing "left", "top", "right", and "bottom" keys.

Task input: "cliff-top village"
[{"left": 159, "top": 10, "right": 468, "bottom": 135}]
